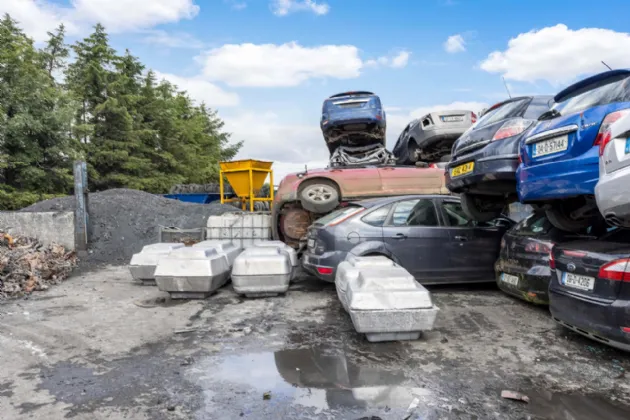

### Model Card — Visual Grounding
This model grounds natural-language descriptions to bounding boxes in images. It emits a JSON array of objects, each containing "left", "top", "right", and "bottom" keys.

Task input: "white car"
[{"left": 595, "top": 112, "right": 630, "bottom": 226}]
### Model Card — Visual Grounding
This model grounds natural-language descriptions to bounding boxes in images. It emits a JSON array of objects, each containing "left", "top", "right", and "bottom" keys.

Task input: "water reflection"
[{"left": 210, "top": 346, "right": 430, "bottom": 412}]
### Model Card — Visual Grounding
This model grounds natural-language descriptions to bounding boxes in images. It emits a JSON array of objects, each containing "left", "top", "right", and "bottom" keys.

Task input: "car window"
[
  {"left": 441, "top": 201, "right": 475, "bottom": 227},
  {"left": 474, "top": 98, "right": 530, "bottom": 128},
  {"left": 388, "top": 199, "right": 438, "bottom": 227},
  {"left": 314, "top": 206, "right": 362, "bottom": 225},
  {"left": 553, "top": 74, "right": 630, "bottom": 116},
  {"left": 523, "top": 98, "right": 553, "bottom": 120},
  {"left": 512, "top": 213, "right": 552, "bottom": 236},
  {"left": 362, "top": 204, "right": 392, "bottom": 227}
]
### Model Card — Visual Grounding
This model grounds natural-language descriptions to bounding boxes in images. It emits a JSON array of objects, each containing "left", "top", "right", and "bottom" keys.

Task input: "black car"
[
  {"left": 495, "top": 212, "right": 602, "bottom": 305},
  {"left": 446, "top": 96, "right": 554, "bottom": 222},
  {"left": 302, "top": 195, "right": 514, "bottom": 283},
  {"left": 549, "top": 228, "right": 630, "bottom": 352}
]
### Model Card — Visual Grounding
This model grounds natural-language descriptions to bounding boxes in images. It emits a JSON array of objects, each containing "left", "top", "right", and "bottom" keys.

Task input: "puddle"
[
  {"left": 192, "top": 346, "right": 434, "bottom": 416},
  {"left": 525, "top": 389, "right": 630, "bottom": 420}
]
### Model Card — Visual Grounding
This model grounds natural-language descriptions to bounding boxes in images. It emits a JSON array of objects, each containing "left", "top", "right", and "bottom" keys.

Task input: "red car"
[{"left": 272, "top": 165, "right": 449, "bottom": 248}]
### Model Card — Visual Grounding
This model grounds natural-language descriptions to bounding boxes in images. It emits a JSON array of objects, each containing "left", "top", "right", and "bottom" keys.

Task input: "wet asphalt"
[{"left": 2, "top": 267, "right": 630, "bottom": 419}]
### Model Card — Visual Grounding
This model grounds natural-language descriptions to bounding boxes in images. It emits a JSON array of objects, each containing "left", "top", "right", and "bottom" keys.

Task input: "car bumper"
[
  {"left": 517, "top": 151, "right": 599, "bottom": 202},
  {"left": 549, "top": 286, "right": 630, "bottom": 352},
  {"left": 416, "top": 128, "right": 466, "bottom": 147},
  {"left": 595, "top": 165, "right": 630, "bottom": 225},
  {"left": 494, "top": 258, "right": 551, "bottom": 305},
  {"left": 323, "top": 118, "right": 384, "bottom": 130},
  {"left": 446, "top": 156, "right": 519, "bottom": 194},
  {"left": 302, "top": 250, "right": 348, "bottom": 282}
]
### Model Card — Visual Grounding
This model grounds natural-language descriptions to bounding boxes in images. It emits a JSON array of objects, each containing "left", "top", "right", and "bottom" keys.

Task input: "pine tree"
[{"left": 40, "top": 24, "right": 69, "bottom": 78}]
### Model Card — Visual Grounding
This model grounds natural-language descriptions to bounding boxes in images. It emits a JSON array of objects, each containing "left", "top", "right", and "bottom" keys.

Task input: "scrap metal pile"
[{"left": 0, "top": 233, "right": 76, "bottom": 298}]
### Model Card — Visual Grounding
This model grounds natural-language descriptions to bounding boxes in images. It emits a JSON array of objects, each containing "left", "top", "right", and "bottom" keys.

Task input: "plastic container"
[
  {"left": 158, "top": 227, "right": 204, "bottom": 245},
  {"left": 251, "top": 240, "right": 298, "bottom": 280},
  {"left": 232, "top": 247, "right": 292, "bottom": 298},
  {"left": 193, "top": 240, "right": 243, "bottom": 266},
  {"left": 129, "top": 243, "right": 186, "bottom": 285},
  {"left": 205, "top": 212, "right": 271, "bottom": 248}
]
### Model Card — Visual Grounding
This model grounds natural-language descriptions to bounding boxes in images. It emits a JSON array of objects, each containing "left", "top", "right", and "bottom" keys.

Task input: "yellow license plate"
[{"left": 451, "top": 162, "right": 474, "bottom": 177}]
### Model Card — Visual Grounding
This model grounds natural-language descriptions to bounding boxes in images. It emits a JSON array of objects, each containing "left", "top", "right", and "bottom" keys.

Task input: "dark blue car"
[
  {"left": 517, "top": 70, "right": 630, "bottom": 232},
  {"left": 321, "top": 91, "right": 386, "bottom": 155}
]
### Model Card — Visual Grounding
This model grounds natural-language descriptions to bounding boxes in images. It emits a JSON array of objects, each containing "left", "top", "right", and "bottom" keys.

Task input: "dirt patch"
[{"left": 21, "top": 189, "right": 239, "bottom": 267}]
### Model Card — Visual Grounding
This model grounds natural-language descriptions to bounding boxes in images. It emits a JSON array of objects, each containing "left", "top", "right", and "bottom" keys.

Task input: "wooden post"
[{"left": 73, "top": 161, "right": 89, "bottom": 256}]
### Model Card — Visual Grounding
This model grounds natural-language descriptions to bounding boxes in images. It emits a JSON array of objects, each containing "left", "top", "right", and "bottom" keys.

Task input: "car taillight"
[
  {"left": 316, "top": 266, "right": 334, "bottom": 275},
  {"left": 563, "top": 250, "right": 586, "bottom": 257},
  {"left": 525, "top": 241, "right": 552, "bottom": 254},
  {"left": 598, "top": 258, "right": 630, "bottom": 282},
  {"left": 492, "top": 119, "right": 534, "bottom": 141},
  {"left": 598, "top": 129, "right": 612, "bottom": 157},
  {"left": 471, "top": 112, "right": 477, "bottom": 124},
  {"left": 549, "top": 246, "right": 556, "bottom": 269},
  {"left": 594, "top": 109, "right": 630, "bottom": 146}
]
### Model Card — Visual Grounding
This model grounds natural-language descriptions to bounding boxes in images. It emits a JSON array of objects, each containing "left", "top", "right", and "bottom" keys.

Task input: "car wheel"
[
  {"left": 546, "top": 204, "right": 592, "bottom": 232},
  {"left": 299, "top": 180, "right": 340, "bottom": 214},
  {"left": 407, "top": 140, "right": 419, "bottom": 164},
  {"left": 461, "top": 193, "right": 503, "bottom": 222}
]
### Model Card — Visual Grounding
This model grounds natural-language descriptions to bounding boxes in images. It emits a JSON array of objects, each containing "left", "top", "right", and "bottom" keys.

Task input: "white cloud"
[
  {"left": 480, "top": 24, "right": 630, "bottom": 85},
  {"left": 365, "top": 51, "right": 411, "bottom": 69},
  {"left": 226, "top": 112, "right": 328, "bottom": 163},
  {"left": 154, "top": 72, "right": 240, "bottom": 108},
  {"left": 386, "top": 101, "right": 488, "bottom": 148},
  {"left": 444, "top": 34, "right": 466, "bottom": 53},
  {"left": 142, "top": 30, "right": 204, "bottom": 49},
  {"left": 225, "top": 0, "right": 247, "bottom": 10},
  {"left": 0, "top": 0, "right": 199, "bottom": 41},
  {"left": 271, "top": 0, "right": 329, "bottom": 16},
  {"left": 197, "top": 42, "right": 363, "bottom": 87}
]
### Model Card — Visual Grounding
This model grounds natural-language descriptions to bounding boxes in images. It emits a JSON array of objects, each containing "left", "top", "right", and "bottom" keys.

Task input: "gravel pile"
[{"left": 22, "top": 189, "right": 240, "bottom": 266}]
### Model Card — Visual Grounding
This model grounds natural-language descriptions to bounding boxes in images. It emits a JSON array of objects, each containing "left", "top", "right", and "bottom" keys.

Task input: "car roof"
[
  {"left": 485, "top": 95, "right": 553, "bottom": 112},
  {"left": 356, "top": 194, "right": 459, "bottom": 208}
]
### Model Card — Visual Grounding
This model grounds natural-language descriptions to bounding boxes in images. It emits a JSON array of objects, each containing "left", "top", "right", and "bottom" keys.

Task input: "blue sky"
[{"left": 5, "top": 0, "right": 630, "bottom": 179}]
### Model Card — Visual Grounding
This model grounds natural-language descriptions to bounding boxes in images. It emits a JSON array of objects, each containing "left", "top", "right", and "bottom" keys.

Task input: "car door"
[
  {"left": 327, "top": 167, "right": 383, "bottom": 198},
  {"left": 438, "top": 198, "right": 505, "bottom": 281},
  {"left": 377, "top": 166, "right": 445, "bottom": 196},
  {"left": 382, "top": 198, "right": 451, "bottom": 282}
]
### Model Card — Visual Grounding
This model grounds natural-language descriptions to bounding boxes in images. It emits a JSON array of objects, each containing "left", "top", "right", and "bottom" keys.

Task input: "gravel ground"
[{"left": 21, "top": 189, "right": 239, "bottom": 267}]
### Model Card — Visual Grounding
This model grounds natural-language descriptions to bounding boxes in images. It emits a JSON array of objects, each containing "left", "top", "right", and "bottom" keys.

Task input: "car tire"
[
  {"left": 461, "top": 193, "right": 503, "bottom": 222},
  {"left": 407, "top": 140, "right": 419, "bottom": 164},
  {"left": 439, "top": 154, "right": 452, "bottom": 163},
  {"left": 545, "top": 205, "right": 591, "bottom": 232},
  {"left": 299, "top": 180, "right": 340, "bottom": 214}
]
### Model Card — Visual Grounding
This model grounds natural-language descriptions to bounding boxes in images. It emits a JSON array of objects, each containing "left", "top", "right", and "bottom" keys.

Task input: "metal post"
[
  {"left": 249, "top": 168, "right": 254, "bottom": 212},
  {"left": 220, "top": 173, "right": 224, "bottom": 204},
  {"left": 269, "top": 170, "right": 274, "bottom": 211},
  {"left": 73, "top": 161, "right": 89, "bottom": 256}
]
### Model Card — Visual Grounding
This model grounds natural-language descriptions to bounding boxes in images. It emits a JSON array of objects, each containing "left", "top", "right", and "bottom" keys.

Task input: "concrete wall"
[{"left": 0, "top": 212, "right": 75, "bottom": 250}]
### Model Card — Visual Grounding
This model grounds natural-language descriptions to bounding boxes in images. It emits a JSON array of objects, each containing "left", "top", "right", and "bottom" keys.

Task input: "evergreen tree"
[{"left": 40, "top": 24, "right": 69, "bottom": 78}]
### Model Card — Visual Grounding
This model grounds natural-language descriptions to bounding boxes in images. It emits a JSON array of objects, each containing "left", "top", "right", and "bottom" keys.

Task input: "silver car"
[
  {"left": 595, "top": 112, "right": 630, "bottom": 226},
  {"left": 301, "top": 195, "right": 514, "bottom": 283}
]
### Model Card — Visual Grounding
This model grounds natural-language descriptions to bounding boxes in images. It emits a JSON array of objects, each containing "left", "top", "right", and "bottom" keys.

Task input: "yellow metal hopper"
[{"left": 219, "top": 159, "right": 274, "bottom": 211}]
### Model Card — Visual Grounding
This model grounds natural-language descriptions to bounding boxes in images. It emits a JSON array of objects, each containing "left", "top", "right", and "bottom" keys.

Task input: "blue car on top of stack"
[{"left": 517, "top": 69, "right": 630, "bottom": 232}]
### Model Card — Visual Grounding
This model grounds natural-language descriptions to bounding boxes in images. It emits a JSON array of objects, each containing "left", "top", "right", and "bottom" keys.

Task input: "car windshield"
[
  {"left": 314, "top": 206, "right": 363, "bottom": 225},
  {"left": 552, "top": 74, "right": 630, "bottom": 116},
  {"left": 473, "top": 98, "right": 529, "bottom": 128},
  {"left": 512, "top": 213, "right": 552, "bottom": 236}
]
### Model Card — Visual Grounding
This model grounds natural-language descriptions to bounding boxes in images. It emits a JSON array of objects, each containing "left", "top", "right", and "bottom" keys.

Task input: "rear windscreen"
[
  {"left": 324, "top": 96, "right": 380, "bottom": 112},
  {"left": 553, "top": 74, "right": 630, "bottom": 116},
  {"left": 474, "top": 98, "right": 530, "bottom": 128},
  {"left": 512, "top": 213, "right": 552, "bottom": 236}
]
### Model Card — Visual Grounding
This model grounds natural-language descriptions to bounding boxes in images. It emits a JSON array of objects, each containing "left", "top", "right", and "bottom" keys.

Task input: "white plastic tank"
[{"left": 206, "top": 212, "right": 272, "bottom": 248}]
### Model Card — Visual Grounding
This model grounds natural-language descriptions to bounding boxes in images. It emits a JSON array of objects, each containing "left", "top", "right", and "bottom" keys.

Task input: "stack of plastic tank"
[
  {"left": 335, "top": 255, "right": 439, "bottom": 342},
  {"left": 205, "top": 212, "right": 271, "bottom": 248},
  {"left": 129, "top": 243, "right": 185, "bottom": 285},
  {"left": 154, "top": 240, "right": 242, "bottom": 299},
  {"left": 251, "top": 240, "right": 299, "bottom": 280},
  {"left": 232, "top": 247, "right": 292, "bottom": 298}
]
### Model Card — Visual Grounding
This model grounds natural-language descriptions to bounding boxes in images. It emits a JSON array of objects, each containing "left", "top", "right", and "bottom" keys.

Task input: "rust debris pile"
[{"left": 0, "top": 232, "right": 77, "bottom": 298}]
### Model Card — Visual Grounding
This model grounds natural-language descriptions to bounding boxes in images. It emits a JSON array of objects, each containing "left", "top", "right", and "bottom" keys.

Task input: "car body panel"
[
  {"left": 302, "top": 195, "right": 513, "bottom": 284},
  {"left": 446, "top": 96, "right": 553, "bottom": 196},
  {"left": 518, "top": 70, "right": 630, "bottom": 203},
  {"left": 549, "top": 229, "right": 630, "bottom": 351},
  {"left": 596, "top": 112, "right": 630, "bottom": 226}
]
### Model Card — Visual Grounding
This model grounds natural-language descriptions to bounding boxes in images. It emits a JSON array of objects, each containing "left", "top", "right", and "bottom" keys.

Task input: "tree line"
[{"left": 0, "top": 14, "right": 241, "bottom": 210}]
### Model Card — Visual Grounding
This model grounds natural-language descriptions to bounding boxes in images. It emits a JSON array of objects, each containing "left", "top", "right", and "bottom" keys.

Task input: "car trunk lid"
[
  {"left": 553, "top": 239, "right": 630, "bottom": 302},
  {"left": 602, "top": 117, "right": 630, "bottom": 174}
]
